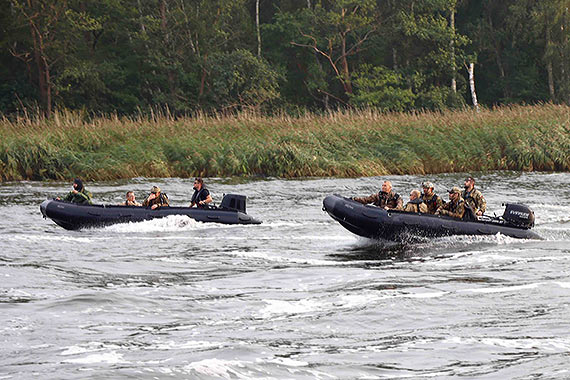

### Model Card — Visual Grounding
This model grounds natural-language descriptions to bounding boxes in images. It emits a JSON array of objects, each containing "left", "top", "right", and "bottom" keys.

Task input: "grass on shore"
[{"left": 0, "top": 104, "right": 568, "bottom": 181}]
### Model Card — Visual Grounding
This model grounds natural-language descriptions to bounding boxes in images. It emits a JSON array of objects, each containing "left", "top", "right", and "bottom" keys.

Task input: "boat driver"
[
  {"left": 190, "top": 177, "right": 213, "bottom": 208},
  {"left": 57, "top": 178, "right": 92, "bottom": 205},
  {"left": 462, "top": 176, "right": 486, "bottom": 216},
  {"left": 143, "top": 186, "right": 169, "bottom": 210},
  {"left": 352, "top": 180, "right": 403, "bottom": 210},
  {"left": 436, "top": 186, "right": 465, "bottom": 219},
  {"left": 421, "top": 181, "right": 443, "bottom": 214}
]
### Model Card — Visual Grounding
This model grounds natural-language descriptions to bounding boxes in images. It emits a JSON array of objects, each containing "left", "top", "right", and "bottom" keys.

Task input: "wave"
[
  {"left": 443, "top": 336, "right": 570, "bottom": 353},
  {"left": 102, "top": 215, "right": 210, "bottom": 233}
]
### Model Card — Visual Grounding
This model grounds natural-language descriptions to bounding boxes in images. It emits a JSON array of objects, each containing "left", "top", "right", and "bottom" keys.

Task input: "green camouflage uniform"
[
  {"left": 354, "top": 190, "right": 403, "bottom": 210},
  {"left": 63, "top": 189, "right": 92, "bottom": 204},
  {"left": 404, "top": 199, "right": 428, "bottom": 213},
  {"left": 143, "top": 192, "right": 169, "bottom": 208},
  {"left": 439, "top": 198, "right": 465, "bottom": 219},
  {"left": 421, "top": 193, "right": 443, "bottom": 214},
  {"left": 462, "top": 187, "right": 486, "bottom": 214}
]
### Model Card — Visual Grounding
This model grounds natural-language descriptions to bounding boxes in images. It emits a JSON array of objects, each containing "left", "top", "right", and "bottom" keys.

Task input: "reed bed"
[{"left": 0, "top": 104, "right": 568, "bottom": 181}]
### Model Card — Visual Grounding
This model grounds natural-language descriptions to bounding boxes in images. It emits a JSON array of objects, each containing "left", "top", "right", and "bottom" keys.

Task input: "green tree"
[
  {"left": 349, "top": 64, "right": 416, "bottom": 111},
  {"left": 289, "top": 0, "right": 377, "bottom": 100},
  {"left": 205, "top": 49, "right": 280, "bottom": 111}
]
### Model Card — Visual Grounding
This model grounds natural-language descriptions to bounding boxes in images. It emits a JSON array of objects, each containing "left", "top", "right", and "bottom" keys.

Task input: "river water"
[{"left": 1, "top": 172, "right": 569, "bottom": 379}]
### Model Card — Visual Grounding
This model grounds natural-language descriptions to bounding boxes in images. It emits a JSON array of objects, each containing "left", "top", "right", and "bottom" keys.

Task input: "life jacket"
[
  {"left": 146, "top": 192, "right": 169, "bottom": 208},
  {"left": 408, "top": 198, "right": 424, "bottom": 213},
  {"left": 376, "top": 191, "right": 400, "bottom": 208},
  {"left": 191, "top": 188, "right": 209, "bottom": 207}
]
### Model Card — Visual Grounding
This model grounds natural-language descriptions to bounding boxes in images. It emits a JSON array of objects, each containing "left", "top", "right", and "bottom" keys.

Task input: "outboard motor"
[
  {"left": 502, "top": 203, "right": 535, "bottom": 228},
  {"left": 220, "top": 194, "right": 247, "bottom": 213}
]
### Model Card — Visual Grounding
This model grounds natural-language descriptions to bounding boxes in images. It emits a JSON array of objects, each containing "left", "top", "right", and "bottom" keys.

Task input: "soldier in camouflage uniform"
[
  {"left": 404, "top": 189, "right": 428, "bottom": 213},
  {"left": 462, "top": 176, "right": 486, "bottom": 216},
  {"left": 436, "top": 186, "right": 465, "bottom": 219},
  {"left": 143, "top": 185, "right": 169, "bottom": 210},
  {"left": 353, "top": 180, "right": 403, "bottom": 210},
  {"left": 421, "top": 181, "right": 443, "bottom": 214},
  {"left": 58, "top": 178, "right": 92, "bottom": 205}
]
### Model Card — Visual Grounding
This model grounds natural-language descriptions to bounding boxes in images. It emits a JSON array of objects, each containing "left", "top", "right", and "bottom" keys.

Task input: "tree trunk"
[
  {"left": 450, "top": 8, "right": 456, "bottom": 93},
  {"left": 546, "top": 62, "right": 555, "bottom": 101},
  {"left": 545, "top": 8, "right": 555, "bottom": 101},
  {"left": 29, "top": 16, "right": 51, "bottom": 116},
  {"left": 468, "top": 62, "right": 479, "bottom": 112},
  {"left": 340, "top": 34, "right": 352, "bottom": 94},
  {"left": 199, "top": 54, "right": 207, "bottom": 97},
  {"left": 160, "top": 0, "right": 176, "bottom": 100},
  {"left": 256, "top": 0, "right": 261, "bottom": 56},
  {"left": 392, "top": 47, "right": 398, "bottom": 70}
]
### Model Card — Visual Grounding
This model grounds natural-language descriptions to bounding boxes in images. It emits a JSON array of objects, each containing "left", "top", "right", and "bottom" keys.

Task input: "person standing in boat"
[
  {"left": 143, "top": 186, "right": 169, "bottom": 210},
  {"left": 57, "top": 178, "right": 92, "bottom": 205},
  {"left": 190, "top": 177, "right": 213, "bottom": 208},
  {"left": 436, "top": 187, "right": 465, "bottom": 219},
  {"left": 404, "top": 190, "right": 428, "bottom": 213},
  {"left": 123, "top": 191, "right": 141, "bottom": 206},
  {"left": 421, "top": 181, "right": 443, "bottom": 214},
  {"left": 353, "top": 180, "right": 403, "bottom": 210},
  {"left": 462, "top": 176, "right": 486, "bottom": 216}
]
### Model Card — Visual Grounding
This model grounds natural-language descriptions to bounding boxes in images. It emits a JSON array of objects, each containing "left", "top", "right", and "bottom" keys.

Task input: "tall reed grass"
[{"left": 0, "top": 104, "right": 568, "bottom": 181}]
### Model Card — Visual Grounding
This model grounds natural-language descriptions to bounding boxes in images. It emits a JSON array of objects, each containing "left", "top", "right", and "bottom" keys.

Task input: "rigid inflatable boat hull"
[
  {"left": 40, "top": 199, "right": 261, "bottom": 230},
  {"left": 323, "top": 195, "right": 541, "bottom": 242}
]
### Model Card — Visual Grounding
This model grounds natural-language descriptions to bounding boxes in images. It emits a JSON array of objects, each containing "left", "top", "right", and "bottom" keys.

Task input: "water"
[{"left": 1, "top": 172, "right": 569, "bottom": 379}]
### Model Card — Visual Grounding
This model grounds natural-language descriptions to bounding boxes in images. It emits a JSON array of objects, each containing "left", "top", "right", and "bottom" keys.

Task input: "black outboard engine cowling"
[
  {"left": 502, "top": 203, "right": 535, "bottom": 229},
  {"left": 220, "top": 194, "right": 247, "bottom": 213}
]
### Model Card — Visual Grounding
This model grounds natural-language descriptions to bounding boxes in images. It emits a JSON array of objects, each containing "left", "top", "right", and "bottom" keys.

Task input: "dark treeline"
[{"left": 1, "top": 0, "right": 568, "bottom": 116}]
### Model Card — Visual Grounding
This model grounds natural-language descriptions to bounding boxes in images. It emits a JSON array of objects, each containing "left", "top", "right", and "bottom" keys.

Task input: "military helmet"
[{"left": 448, "top": 186, "right": 461, "bottom": 194}]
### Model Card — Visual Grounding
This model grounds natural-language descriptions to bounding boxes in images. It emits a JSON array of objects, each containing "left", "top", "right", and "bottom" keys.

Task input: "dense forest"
[{"left": 1, "top": 0, "right": 569, "bottom": 116}]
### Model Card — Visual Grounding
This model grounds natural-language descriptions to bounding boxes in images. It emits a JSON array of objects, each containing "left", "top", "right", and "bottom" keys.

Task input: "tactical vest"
[
  {"left": 462, "top": 189, "right": 478, "bottom": 211},
  {"left": 452, "top": 199, "right": 464, "bottom": 212},
  {"left": 421, "top": 193, "right": 440, "bottom": 214},
  {"left": 376, "top": 191, "right": 400, "bottom": 208}
]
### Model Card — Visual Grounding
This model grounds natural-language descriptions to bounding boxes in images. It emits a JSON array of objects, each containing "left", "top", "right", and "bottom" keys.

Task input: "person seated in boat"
[
  {"left": 190, "top": 177, "right": 213, "bottom": 208},
  {"left": 56, "top": 178, "right": 92, "bottom": 205},
  {"left": 436, "top": 186, "right": 465, "bottom": 219},
  {"left": 353, "top": 180, "right": 403, "bottom": 210},
  {"left": 123, "top": 191, "right": 141, "bottom": 206},
  {"left": 421, "top": 181, "right": 443, "bottom": 214},
  {"left": 462, "top": 176, "right": 486, "bottom": 216},
  {"left": 142, "top": 186, "right": 169, "bottom": 210},
  {"left": 404, "top": 190, "right": 428, "bottom": 213}
]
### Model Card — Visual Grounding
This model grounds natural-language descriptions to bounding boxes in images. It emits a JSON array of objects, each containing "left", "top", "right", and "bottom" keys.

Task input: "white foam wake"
[{"left": 102, "top": 215, "right": 207, "bottom": 233}]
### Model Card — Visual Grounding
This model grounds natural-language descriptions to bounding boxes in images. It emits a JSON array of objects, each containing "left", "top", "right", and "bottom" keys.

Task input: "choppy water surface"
[{"left": 1, "top": 172, "right": 569, "bottom": 379}]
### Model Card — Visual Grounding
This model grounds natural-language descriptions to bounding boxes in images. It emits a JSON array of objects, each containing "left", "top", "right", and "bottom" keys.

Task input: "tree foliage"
[{"left": 0, "top": 0, "right": 568, "bottom": 116}]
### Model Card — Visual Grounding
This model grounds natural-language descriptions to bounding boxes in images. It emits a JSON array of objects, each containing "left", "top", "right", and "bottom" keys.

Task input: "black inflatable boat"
[
  {"left": 323, "top": 195, "right": 541, "bottom": 242},
  {"left": 41, "top": 194, "right": 261, "bottom": 230}
]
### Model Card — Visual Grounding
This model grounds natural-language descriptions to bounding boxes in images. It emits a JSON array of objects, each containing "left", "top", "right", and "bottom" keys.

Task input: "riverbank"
[{"left": 0, "top": 104, "right": 568, "bottom": 181}]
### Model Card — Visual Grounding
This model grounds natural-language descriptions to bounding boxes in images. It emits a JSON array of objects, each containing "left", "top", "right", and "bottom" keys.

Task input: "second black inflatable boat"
[
  {"left": 41, "top": 194, "right": 261, "bottom": 230},
  {"left": 323, "top": 194, "right": 541, "bottom": 242}
]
